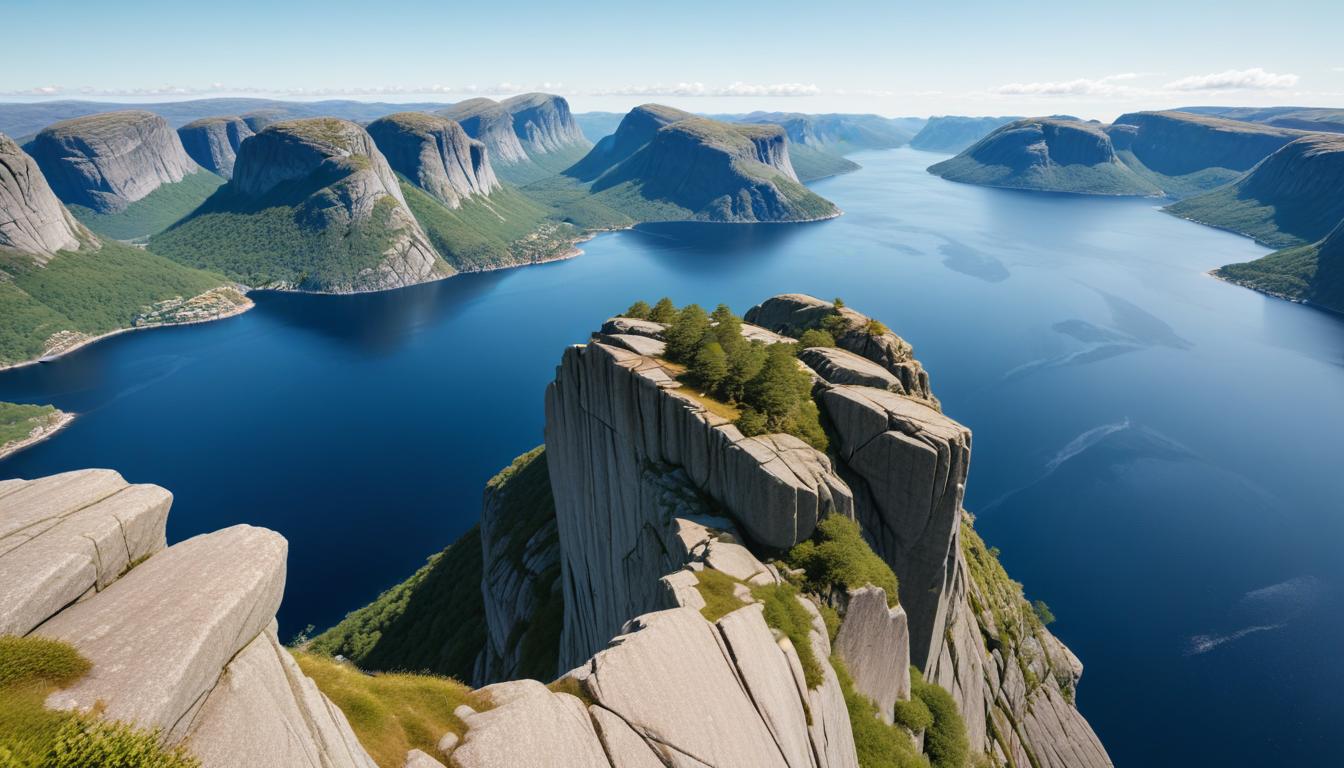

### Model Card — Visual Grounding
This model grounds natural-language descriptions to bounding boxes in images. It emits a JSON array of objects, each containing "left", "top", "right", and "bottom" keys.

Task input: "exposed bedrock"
[
  {"left": 28, "top": 110, "right": 199, "bottom": 212},
  {"left": 366, "top": 112, "right": 499, "bottom": 208},
  {"left": 0, "top": 132, "right": 90, "bottom": 258},
  {"left": 177, "top": 116, "right": 254, "bottom": 178}
]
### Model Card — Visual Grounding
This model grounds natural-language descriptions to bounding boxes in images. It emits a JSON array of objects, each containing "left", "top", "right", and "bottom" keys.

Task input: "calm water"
[{"left": 3, "top": 149, "right": 1342, "bottom": 766}]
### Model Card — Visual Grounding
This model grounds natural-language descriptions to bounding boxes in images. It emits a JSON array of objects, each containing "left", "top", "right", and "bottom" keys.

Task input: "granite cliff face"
[
  {"left": 367, "top": 112, "right": 499, "bottom": 208},
  {"left": 0, "top": 132, "right": 92, "bottom": 259},
  {"left": 501, "top": 92, "right": 588, "bottom": 155},
  {"left": 910, "top": 116, "right": 1021, "bottom": 153},
  {"left": 438, "top": 93, "right": 589, "bottom": 181},
  {"left": 566, "top": 104, "right": 692, "bottom": 182},
  {"left": 0, "top": 469, "right": 377, "bottom": 768},
  {"left": 27, "top": 110, "right": 200, "bottom": 212},
  {"left": 177, "top": 116, "right": 255, "bottom": 178},
  {"left": 438, "top": 98, "right": 529, "bottom": 166}
]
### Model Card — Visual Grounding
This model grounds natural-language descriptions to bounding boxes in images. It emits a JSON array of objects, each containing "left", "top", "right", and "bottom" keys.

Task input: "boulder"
[
  {"left": 0, "top": 132, "right": 90, "bottom": 258},
  {"left": 799, "top": 347, "right": 906, "bottom": 392},
  {"left": 589, "top": 705, "right": 665, "bottom": 767},
  {"left": 596, "top": 332, "right": 666, "bottom": 357},
  {"left": 178, "top": 116, "right": 254, "bottom": 178},
  {"left": 451, "top": 680, "right": 609, "bottom": 768},
  {"left": 0, "top": 470, "right": 170, "bottom": 635},
  {"left": 599, "top": 317, "right": 666, "bottom": 338},
  {"left": 819, "top": 385, "right": 970, "bottom": 670},
  {"left": 833, "top": 587, "right": 911, "bottom": 722},
  {"left": 35, "top": 524, "right": 287, "bottom": 739}
]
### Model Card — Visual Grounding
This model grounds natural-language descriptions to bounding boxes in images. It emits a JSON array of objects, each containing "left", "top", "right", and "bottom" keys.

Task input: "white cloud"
[
  {"left": 591, "top": 82, "right": 820, "bottom": 98},
  {"left": 991, "top": 73, "right": 1143, "bottom": 98},
  {"left": 1163, "top": 67, "right": 1298, "bottom": 92}
]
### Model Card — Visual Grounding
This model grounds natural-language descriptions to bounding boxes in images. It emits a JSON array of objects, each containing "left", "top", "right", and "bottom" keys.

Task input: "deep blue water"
[{"left": 3, "top": 148, "right": 1342, "bottom": 766}]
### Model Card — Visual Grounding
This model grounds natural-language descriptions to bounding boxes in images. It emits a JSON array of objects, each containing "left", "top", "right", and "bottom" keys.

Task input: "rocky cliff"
[
  {"left": 27, "top": 110, "right": 201, "bottom": 213},
  {"left": 177, "top": 116, "right": 255, "bottom": 178},
  {"left": 910, "top": 116, "right": 1021, "bottom": 153},
  {"left": 500, "top": 92, "right": 588, "bottom": 155},
  {"left": 438, "top": 99, "right": 529, "bottom": 166},
  {"left": 0, "top": 469, "right": 378, "bottom": 768},
  {"left": 569, "top": 106, "right": 838, "bottom": 223},
  {"left": 928, "top": 118, "right": 1162, "bottom": 196},
  {"left": 438, "top": 94, "right": 590, "bottom": 183},
  {"left": 367, "top": 112, "right": 499, "bottom": 208},
  {"left": 0, "top": 132, "right": 92, "bottom": 259},
  {"left": 151, "top": 117, "right": 452, "bottom": 293}
]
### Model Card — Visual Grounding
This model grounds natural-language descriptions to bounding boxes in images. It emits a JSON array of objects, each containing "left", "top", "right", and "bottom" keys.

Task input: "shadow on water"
[
  {"left": 628, "top": 219, "right": 820, "bottom": 275},
  {"left": 251, "top": 269, "right": 511, "bottom": 355}
]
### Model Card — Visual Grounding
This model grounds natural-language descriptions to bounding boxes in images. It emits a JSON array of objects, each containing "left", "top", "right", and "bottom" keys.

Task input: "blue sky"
[{"left": 3, "top": 0, "right": 1341, "bottom": 119}]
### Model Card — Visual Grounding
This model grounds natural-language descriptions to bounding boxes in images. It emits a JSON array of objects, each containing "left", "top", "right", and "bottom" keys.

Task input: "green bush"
[
  {"left": 797, "top": 328, "right": 836, "bottom": 348},
  {"left": 46, "top": 720, "right": 198, "bottom": 768},
  {"left": 694, "top": 568, "right": 747, "bottom": 622},
  {"left": 751, "top": 583, "right": 824, "bottom": 689},
  {"left": 893, "top": 695, "right": 934, "bottom": 733},
  {"left": 831, "top": 655, "right": 927, "bottom": 768},
  {"left": 913, "top": 669, "right": 971, "bottom": 768},
  {"left": 623, "top": 300, "right": 652, "bottom": 320},
  {"left": 649, "top": 297, "right": 678, "bottom": 324},
  {"left": 786, "top": 516, "right": 899, "bottom": 606},
  {"left": 1032, "top": 600, "right": 1056, "bottom": 626}
]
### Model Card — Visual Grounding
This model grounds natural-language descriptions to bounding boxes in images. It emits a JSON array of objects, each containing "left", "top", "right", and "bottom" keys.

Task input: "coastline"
[{"left": 0, "top": 409, "right": 75, "bottom": 462}]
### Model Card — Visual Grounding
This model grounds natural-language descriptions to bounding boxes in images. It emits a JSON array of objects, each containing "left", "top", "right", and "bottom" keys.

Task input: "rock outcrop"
[
  {"left": 27, "top": 110, "right": 200, "bottom": 212},
  {"left": 439, "top": 93, "right": 589, "bottom": 171},
  {"left": 438, "top": 99, "right": 529, "bottom": 166},
  {"left": 367, "top": 112, "right": 498, "bottom": 208},
  {"left": 177, "top": 116, "right": 255, "bottom": 178},
  {"left": 0, "top": 132, "right": 91, "bottom": 259},
  {"left": 0, "top": 469, "right": 377, "bottom": 768},
  {"left": 910, "top": 116, "right": 1021, "bottom": 153},
  {"left": 565, "top": 104, "right": 692, "bottom": 182},
  {"left": 833, "top": 586, "right": 911, "bottom": 722}
]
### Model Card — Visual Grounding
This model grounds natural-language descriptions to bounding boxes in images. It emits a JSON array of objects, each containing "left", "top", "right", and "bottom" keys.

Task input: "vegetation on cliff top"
[
  {"left": 293, "top": 651, "right": 489, "bottom": 768},
  {"left": 625, "top": 298, "right": 827, "bottom": 450},
  {"left": 693, "top": 569, "right": 825, "bottom": 689},
  {"left": 785, "top": 515, "right": 899, "bottom": 607},
  {"left": 0, "top": 635, "right": 199, "bottom": 768}
]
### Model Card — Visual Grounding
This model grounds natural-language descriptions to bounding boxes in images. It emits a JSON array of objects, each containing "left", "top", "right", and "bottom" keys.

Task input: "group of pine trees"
[{"left": 622, "top": 298, "right": 829, "bottom": 450}]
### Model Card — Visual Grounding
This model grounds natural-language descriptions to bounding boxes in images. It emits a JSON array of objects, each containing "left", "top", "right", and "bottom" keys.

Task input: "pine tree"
[
  {"left": 624, "top": 300, "right": 652, "bottom": 320},
  {"left": 649, "top": 297, "right": 678, "bottom": 324},
  {"left": 664, "top": 304, "right": 710, "bottom": 363}
]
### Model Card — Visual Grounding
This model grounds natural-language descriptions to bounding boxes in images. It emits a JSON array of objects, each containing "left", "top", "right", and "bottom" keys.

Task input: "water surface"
[{"left": 4, "top": 149, "right": 1342, "bottom": 766}]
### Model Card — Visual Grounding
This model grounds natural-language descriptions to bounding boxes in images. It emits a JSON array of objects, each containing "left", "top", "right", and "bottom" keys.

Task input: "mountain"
[
  {"left": 366, "top": 112, "right": 498, "bottom": 208},
  {"left": 1216, "top": 221, "right": 1344, "bottom": 314},
  {"left": 1167, "top": 133, "right": 1344, "bottom": 247},
  {"left": 150, "top": 117, "right": 451, "bottom": 292},
  {"left": 910, "top": 115, "right": 1020, "bottom": 153},
  {"left": 573, "top": 111, "right": 625, "bottom": 142},
  {"left": 310, "top": 294, "right": 1113, "bottom": 768},
  {"left": 1106, "top": 111, "right": 1307, "bottom": 197},
  {"left": 177, "top": 116, "right": 254, "bottom": 178},
  {"left": 0, "top": 132, "right": 246, "bottom": 367},
  {"left": 438, "top": 94, "right": 591, "bottom": 185},
  {"left": 726, "top": 112, "right": 920, "bottom": 182},
  {"left": 26, "top": 110, "right": 224, "bottom": 239},
  {"left": 929, "top": 117, "right": 1163, "bottom": 195},
  {"left": 555, "top": 104, "right": 838, "bottom": 223},
  {"left": 1179, "top": 105, "right": 1344, "bottom": 134}
]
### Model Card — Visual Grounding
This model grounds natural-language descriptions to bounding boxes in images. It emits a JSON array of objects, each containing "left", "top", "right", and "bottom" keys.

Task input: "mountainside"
[
  {"left": 1106, "top": 111, "right": 1307, "bottom": 197},
  {"left": 312, "top": 294, "right": 1112, "bottom": 768},
  {"left": 1, "top": 132, "right": 246, "bottom": 367},
  {"left": 1180, "top": 105, "right": 1344, "bottom": 134},
  {"left": 562, "top": 105, "right": 838, "bottom": 223},
  {"left": 150, "top": 117, "right": 451, "bottom": 292},
  {"left": 728, "top": 112, "right": 922, "bottom": 181},
  {"left": 910, "top": 116, "right": 1020, "bottom": 153},
  {"left": 0, "top": 132, "right": 90, "bottom": 258},
  {"left": 929, "top": 117, "right": 1162, "bottom": 196},
  {"left": 1216, "top": 222, "right": 1344, "bottom": 314},
  {"left": 25, "top": 110, "right": 223, "bottom": 239},
  {"left": 367, "top": 112, "right": 498, "bottom": 208},
  {"left": 439, "top": 94, "right": 591, "bottom": 184},
  {"left": 1167, "top": 133, "right": 1344, "bottom": 247},
  {"left": 178, "top": 116, "right": 254, "bottom": 178}
]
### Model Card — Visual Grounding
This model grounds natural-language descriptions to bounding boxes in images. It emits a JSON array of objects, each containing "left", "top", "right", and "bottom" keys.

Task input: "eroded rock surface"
[
  {"left": 178, "top": 116, "right": 254, "bottom": 178},
  {"left": 0, "top": 133, "right": 90, "bottom": 258},
  {"left": 833, "top": 586, "right": 910, "bottom": 721},
  {"left": 367, "top": 112, "right": 498, "bottom": 208}
]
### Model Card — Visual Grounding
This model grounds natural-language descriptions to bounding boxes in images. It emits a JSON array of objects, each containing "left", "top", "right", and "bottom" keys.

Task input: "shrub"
[
  {"left": 649, "top": 297, "right": 679, "bottom": 324},
  {"left": 833, "top": 297, "right": 845, "bottom": 308},
  {"left": 797, "top": 328, "right": 836, "bottom": 349},
  {"left": 624, "top": 300, "right": 652, "bottom": 319},
  {"left": 865, "top": 319, "right": 890, "bottom": 337},
  {"left": 786, "top": 516, "right": 899, "bottom": 606},
  {"left": 751, "top": 583, "right": 824, "bottom": 689},
  {"left": 1032, "top": 600, "right": 1056, "bottom": 626},
  {"left": 47, "top": 719, "right": 199, "bottom": 768},
  {"left": 913, "top": 669, "right": 970, "bottom": 768},
  {"left": 893, "top": 695, "right": 934, "bottom": 733},
  {"left": 832, "top": 656, "right": 926, "bottom": 768},
  {"left": 0, "top": 635, "right": 89, "bottom": 688},
  {"left": 736, "top": 407, "right": 767, "bottom": 436}
]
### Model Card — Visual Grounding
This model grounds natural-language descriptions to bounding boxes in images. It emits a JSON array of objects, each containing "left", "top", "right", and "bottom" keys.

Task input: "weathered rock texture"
[
  {"left": 0, "top": 132, "right": 91, "bottom": 259},
  {"left": 833, "top": 586, "right": 910, "bottom": 722},
  {"left": 0, "top": 470, "right": 378, "bottom": 768},
  {"left": 545, "top": 337, "right": 853, "bottom": 667},
  {"left": 439, "top": 93, "right": 588, "bottom": 168},
  {"left": 227, "top": 117, "right": 451, "bottom": 291},
  {"left": 367, "top": 112, "right": 499, "bottom": 208},
  {"left": 177, "top": 116, "right": 254, "bottom": 178},
  {"left": 28, "top": 110, "right": 200, "bottom": 212}
]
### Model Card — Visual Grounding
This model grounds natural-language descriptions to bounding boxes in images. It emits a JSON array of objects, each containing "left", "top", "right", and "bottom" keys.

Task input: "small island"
[{"left": 0, "top": 401, "right": 73, "bottom": 460}]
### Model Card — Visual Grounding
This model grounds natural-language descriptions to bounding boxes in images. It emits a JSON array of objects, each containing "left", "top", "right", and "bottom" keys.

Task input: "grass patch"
[
  {"left": 0, "top": 240, "right": 230, "bottom": 366},
  {"left": 0, "top": 635, "right": 198, "bottom": 767},
  {"left": 786, "top": 516, "right": 899, "bottom": 606},
  {"left": 292, "top": 651, "right": 487, "bottom": 768},
  {"left": 545, "top": 676, "right": 594, "bottom": 706},
  {"left": 0, "top": 402, "right": 59, "bottom": 448},
  {"left": 693, "top": 568, "right": 748, "bottom": 622},
  {"left": 68, "top": 170, "right": 225, "bottom": 241},
  {"left": 831, "top": 654, "right": 927, "bottom": 768},
  {"left": 751, "top": 583, "right": 825, "bottom": 689}
]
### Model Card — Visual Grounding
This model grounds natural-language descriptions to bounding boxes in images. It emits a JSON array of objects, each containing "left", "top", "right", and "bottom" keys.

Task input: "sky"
[{"left": 3, "top": 0, "right": 1342, "bottom": 120}]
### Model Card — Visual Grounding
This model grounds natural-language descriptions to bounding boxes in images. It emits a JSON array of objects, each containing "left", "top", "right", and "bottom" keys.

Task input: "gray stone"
[
  {"left": 367, "top": 113, "right": 499, "bottom": 209},
  {"left": 795, "top": 598, "right": 860, "bottom": 768},
  {"left": 799, "top": 347, "right": 905, "bottom": 393},
  {"left": 178, "top": 117, "right": 254, "bottom": 178},
  {"left": 833, "top": 587, "right": 910, "bottom": 722},
  {"left": 589, "top": 705, "right": 665, "bottom": 768},
  {"left": 403, "top": 749, "right": 446, "bottom": 768},
  {"left": 36, "top": 524, "right": 287, "bottom": 739},
  {"left": 0, "top": 474, "right": 171, "bottom": 635},
  {"left": 600, "top": 317, "right": 666, "bottom": 339},
  {"left": 0, "top": 132, "right": 89, "bottom": 258},
  {"left": 452, "top": 680, "right": 609, "bottom": 768},
  {"left": 436, "top": 731, "right": 459, "bottom": 759},
  {"left": 740, "top": 323, "right": 793, "bottom": 345},
  {"left": 598, "top": 332, "right": 666, "bottom": 357}
]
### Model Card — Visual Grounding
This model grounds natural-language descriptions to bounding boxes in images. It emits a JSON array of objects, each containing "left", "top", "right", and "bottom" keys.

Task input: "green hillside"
[
  {"left": 0, "top": 240, "right": 234, "bottom": 366},
  {"left": 1216, "top": 226, "right": 1344, "bottom": 314},
  {"left": 67, "top": 170, "right": 224, "bottom": 241},
  {"left": 495, "top": 142, "right": 593, "bottom": 186},
  {"left": 789, "top": 144, "right": 861, "bottom": 182},
  {"left": 400, "top": 182, "right": 579, "bottom": 272}
]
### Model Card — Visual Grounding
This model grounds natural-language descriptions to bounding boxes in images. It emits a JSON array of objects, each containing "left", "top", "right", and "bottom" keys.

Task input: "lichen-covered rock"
[
  {"left": 29, "top": 110, "right": 199, "bottom": 212},
  {"left": 367, "top": 113, "right": 498, "bottom": 208},
  {"left": 178, "top": 116, "right": 255, "bottom": 178},
  {"left": 545, "top": 340, "right": 852, "bottom": 666},
  {"left": 819, "top": 385, "right": 970, "bottom": 671},
  {"left": 0, "top": 133, "right": 90, "bottom": 258},
  {"left": 0, "top": 469, "right": 170, "bottom": 635},
  {"left": 34, "top": 524, "right": 287, "bottom": 739},
  {"left": 833, "top": 586, "right": 911, "bottom": 722}
]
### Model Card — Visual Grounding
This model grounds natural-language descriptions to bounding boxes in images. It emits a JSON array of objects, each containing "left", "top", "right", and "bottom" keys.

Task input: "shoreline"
[
  {"left": 0, "top": 289, "right": 255, "bottom": 373},
  {"left": 0, "top": 409, "right": 76, "bottom": 462}
]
